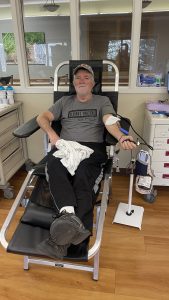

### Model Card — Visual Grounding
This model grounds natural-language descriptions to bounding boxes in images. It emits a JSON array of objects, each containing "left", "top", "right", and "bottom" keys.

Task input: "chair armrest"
[
  {"left": 105, "top": 133, "right": 118, "bottom": 145},
  {"left": 13, "top": 116, "right": 40, "bottom": 138}
]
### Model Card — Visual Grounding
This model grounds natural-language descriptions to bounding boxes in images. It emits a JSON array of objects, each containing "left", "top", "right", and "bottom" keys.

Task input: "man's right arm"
[{"left": 36, "top": 111, "right": 60, "bottom": 146}]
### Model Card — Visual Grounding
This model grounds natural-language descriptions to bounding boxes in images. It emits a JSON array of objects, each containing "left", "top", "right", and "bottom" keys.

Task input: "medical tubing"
[{"left": 113, "top": 113, "right": 153, "bottom": 151}]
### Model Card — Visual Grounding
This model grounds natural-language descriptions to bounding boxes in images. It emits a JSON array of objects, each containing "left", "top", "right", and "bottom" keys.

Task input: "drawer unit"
[
  {"left": 143, "top": 110, "right": 169, "bottom": 186},
  {"left": 152, "top": 150, "right": 169, "bottom": 161},
  {"left": 0, "top": 110, "right": 18, "bottom": 135},
  {"left": 2, "top": 148, "right": 24, "bottom": 180},
  {"left": 153, "top": 173, "right": 169, "bottom": 186},
  {"left": 153, "top": 138, "right": 169, "bottom": 149},
  {"left": 0, "top": 103, "right": 28, "bottom": 197},
  {"left": 152, "top": 161, "right": 169, "bottom": 185},
  {"left": 0, "top": 124, "right": 18, "bottom": 148},
  {"left": 152, "top": 161, "right": 169, "bottom": 172},
  {"left": 154, "top": 125, "right": 169, "bottom": 138},
  {"left": 0, "top": 137, "right": 20, "bottom": 162}
]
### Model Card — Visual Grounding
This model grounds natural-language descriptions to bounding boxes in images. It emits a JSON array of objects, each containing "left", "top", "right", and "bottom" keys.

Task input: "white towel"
[{"left": 53, "top": 139, "right": 94, "bottom": 175}]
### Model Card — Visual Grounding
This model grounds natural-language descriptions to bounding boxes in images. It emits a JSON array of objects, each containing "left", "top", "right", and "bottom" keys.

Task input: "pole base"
[{"left": 113, "top": 202, "right": 144, "bottom": 230}]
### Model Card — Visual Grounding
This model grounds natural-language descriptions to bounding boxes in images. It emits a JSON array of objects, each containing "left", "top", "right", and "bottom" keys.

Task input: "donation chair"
[{"left": 0, "top": 60, "right": 128, "bottom": 280}]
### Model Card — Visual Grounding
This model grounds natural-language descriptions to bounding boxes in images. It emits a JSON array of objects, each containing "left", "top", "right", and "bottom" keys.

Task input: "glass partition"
[
  {"left": 22, "top": 0, "right": 71, "bottom": 86},
  {"left": 80, "top": 0, "right": 133, "bottom": 86},
  {"left": 0, "top": 0, "right": 20, "bottom": 85},
  {"left": 137, "top": 0, "right": 169, "bottom": 87}
]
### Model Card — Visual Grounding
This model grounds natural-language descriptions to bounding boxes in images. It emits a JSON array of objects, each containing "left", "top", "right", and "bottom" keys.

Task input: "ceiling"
[{"left": 0, "top": 0, "right": 169, "bottom": 19}]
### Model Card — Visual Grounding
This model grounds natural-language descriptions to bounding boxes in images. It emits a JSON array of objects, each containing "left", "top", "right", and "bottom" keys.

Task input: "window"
[
  {"left": 0, "top": 0, "right": 20, "bottom": 84},
  {"left": 22, "top": 0, "right": 71, "bottom": 86},
  {"left": 138, "top": 9, "right": 169, "bottom": 87},
  {"left": 1, "top": 0, "right": 169, "bottom": 91},
  {"left": 139, "top": 38, "right": 156, "bottom": 72},
  {"left": 80, "top": 0, "right": 133, "bottom": 86}
]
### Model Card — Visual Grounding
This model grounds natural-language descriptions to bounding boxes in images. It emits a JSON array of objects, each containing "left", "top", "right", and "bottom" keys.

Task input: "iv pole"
[{"left": 113, "top": 159, "right": 144, "bottom": 229}]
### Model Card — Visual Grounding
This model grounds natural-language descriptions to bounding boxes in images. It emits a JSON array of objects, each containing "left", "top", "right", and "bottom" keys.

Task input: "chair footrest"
[{"left": 7, "top": 223, "right": 89, "bottom": 261}]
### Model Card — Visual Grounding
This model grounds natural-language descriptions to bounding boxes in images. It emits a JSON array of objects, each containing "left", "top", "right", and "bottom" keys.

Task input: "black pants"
[{"left": 47, "top": 142, "right": 107, "bottom": 232}]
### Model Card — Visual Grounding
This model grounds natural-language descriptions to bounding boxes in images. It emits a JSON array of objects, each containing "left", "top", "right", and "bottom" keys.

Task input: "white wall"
[{"left": 15, "top": 93, "right": 53, "bottom": 163}]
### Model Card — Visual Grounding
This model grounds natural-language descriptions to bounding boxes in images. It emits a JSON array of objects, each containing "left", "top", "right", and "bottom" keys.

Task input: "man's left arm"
[{"left": 103, "top": 114, "right": 137, "bottom": 150}]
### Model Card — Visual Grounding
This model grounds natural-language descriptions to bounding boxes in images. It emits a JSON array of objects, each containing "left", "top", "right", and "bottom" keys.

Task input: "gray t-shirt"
[{"left": 48, "top": 94, "right": 115, "bottom": 142}]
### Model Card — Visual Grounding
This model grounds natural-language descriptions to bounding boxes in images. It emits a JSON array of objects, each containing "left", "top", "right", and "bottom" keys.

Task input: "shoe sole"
[
  {"left": 36, "top": 239, "right": 68, "bottom": 259},
  {"left": 50, "top": 218, "right": 90, "bottom": 245},
  {"left": 71, "top": 229, "right": 90, "bottom": 245}
]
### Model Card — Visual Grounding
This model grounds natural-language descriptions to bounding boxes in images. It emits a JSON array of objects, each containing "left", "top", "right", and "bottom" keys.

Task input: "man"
[{"left": 36, "top": 63, "right": 136, "bottom": 258}]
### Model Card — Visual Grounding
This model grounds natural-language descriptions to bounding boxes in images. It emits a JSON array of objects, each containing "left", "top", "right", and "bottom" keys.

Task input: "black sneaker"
[
  {"left": 50, "top": 211, "right": 91, "bottom": 246},
  {"left": 37, "top": 237, "right": 69, "bottom": 259}
]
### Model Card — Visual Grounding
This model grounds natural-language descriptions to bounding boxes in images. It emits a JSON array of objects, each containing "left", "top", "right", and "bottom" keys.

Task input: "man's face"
[{"left": 73, "top": 69, "right": 95, "bottom": 98}]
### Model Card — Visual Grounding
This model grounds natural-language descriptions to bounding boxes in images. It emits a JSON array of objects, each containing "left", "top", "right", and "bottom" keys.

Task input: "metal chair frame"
[{"left": 0, "top": 60, "right": 119, "bottom": 280}]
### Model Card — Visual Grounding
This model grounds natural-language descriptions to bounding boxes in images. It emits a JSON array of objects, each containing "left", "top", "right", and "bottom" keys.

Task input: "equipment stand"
[{"left": 113, "top": 160, "right": 144, "bottom": 230}]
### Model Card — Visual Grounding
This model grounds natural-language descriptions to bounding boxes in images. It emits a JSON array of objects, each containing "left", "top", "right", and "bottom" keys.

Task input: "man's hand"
[
  {"left": 49, "top": 133, "right": 60, "bottom": 146},
  {"left": 103, "top": 114, "right": 137, "bottom": 150},
  {"left": 36, "top": 111, "right": 60, "bottom": 146},
  {"left": 118, "top": 135, "right": 137, "bottom": 150}
]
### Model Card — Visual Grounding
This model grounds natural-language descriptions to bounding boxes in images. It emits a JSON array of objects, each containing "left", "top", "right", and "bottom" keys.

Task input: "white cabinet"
[
  {"left": 143, "top": 109, "right": 169, "bottom": 186},
  {"left": 0, "top": 102, "right": 28, "bottom": 197}
]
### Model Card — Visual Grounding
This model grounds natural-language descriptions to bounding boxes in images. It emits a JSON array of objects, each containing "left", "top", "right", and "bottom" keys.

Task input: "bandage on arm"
[{"left": 104, "top": 115, "right": 120, "bottom": 125}]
